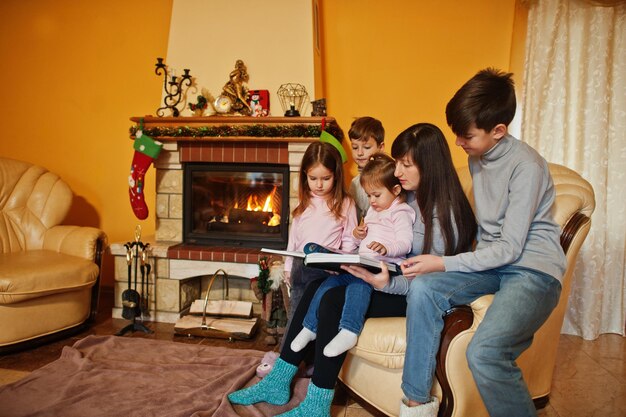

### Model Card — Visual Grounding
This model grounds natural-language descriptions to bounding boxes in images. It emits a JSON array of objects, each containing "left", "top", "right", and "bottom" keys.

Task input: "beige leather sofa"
[
  {"left": 338, "top": 163, "right": 595, "bottom": 417},
  {"left": 0, "top": 157, "right": 107, "bottom": 353}
]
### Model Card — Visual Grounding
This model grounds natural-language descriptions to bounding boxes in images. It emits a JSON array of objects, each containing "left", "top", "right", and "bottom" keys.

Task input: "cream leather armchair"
[
  {"left": 0, "top": 157, "right": 107, "bottom": 353},
  {"left": 338, "top": 163, "right": 595, "bottom": 417}
]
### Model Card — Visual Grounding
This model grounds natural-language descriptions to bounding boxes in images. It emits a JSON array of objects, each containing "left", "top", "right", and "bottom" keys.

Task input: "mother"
[{"left": 228, "top": 123, "right": 476, "bottom": 417}]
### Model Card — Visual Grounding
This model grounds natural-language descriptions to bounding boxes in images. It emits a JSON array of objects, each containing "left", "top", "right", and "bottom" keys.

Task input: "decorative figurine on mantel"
[
  {"left": 214, "top": 59, "right": 252, "bottom": 116},
  {"left": 188, "top": 88, "right": 216, "bottom": 116}
]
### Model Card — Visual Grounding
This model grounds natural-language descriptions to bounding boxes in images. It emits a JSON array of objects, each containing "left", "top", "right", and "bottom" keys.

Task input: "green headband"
[{"left": 320, "top": 130, "right": 347, "bottom": 163}]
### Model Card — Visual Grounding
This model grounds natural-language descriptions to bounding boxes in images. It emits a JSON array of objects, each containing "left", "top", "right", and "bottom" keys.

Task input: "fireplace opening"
[{"left": 183, "top": 162, "right": 290, "bottom": 248}]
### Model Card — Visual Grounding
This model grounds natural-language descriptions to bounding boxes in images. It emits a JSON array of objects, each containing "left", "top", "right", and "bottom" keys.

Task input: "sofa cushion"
[
  {"left": 0, "top": 250, "right": 98, "bottom": 304},
  {"left": 351, "top": 317, "right": 407, "bottom": 369}
]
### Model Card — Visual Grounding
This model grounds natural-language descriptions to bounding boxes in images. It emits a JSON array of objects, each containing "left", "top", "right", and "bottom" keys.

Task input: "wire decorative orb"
[{"left": 276, "top": 83, "right": 309, "bottom": 117}]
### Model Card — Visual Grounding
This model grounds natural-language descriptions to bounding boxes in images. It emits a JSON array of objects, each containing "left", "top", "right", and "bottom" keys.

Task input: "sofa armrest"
[
  {"left": 43, "top": 226, "right": 107, "bottom": 261},
  {"left": 435, "top": 294, "right": 493, "bottom": 417}
]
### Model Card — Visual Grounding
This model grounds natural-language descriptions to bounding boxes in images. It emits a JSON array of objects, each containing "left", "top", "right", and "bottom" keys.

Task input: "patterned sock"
[
  {"left": 275, "top": 381, "right": 335, "bottom": 417},
  {"left": 323, "top": 329, "right": 358, "bottom": 357},
  {"left": 228, "top": 358, "right": 297, "bottom": 406},
  {"left": 290, "top": 327, "right": 316, "bottom": 352}
]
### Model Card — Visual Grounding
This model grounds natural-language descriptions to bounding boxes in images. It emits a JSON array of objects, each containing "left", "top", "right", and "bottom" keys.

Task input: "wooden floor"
[{"left": 1, "top": 288, "right": 624, "bottom": 417}]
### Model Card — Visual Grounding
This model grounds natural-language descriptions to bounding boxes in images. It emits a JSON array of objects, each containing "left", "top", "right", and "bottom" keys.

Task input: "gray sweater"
[{"left": 443, "top": 135, "right": 566, "bottom": 281}]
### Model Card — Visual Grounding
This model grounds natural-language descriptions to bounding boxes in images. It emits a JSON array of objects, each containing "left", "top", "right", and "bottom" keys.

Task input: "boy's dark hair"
[
  {"left": 360, "top": 153, "right": 405, "bottom": 201},
  {"left": 446, "top": 68, "right": 516, "bottom": 136},
  {"left": 348, "top": 117, "right": 385, "bottom": 145},
  {"left": 392, "top": 123, "right": 476, "bottom": 255}
]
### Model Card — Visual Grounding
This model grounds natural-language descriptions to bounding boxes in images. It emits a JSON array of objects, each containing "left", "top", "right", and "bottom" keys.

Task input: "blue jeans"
[
  {"left": 302, "top": 273, "right": 373, "bottom": 335},
  {"left": 403, "top": 266, "right": 561, "bottom": 417}
]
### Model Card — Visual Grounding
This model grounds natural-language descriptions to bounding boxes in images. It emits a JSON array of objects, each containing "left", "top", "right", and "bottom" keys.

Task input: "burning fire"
[
  {"left": 246, "top": 194, "right": 273, "bottom": 212},
  {"left": 233, "top": 187, "right": 277, "bottom": 212},
  {"left": 231, "top": 187, "right": 281, "bottom": 226}
]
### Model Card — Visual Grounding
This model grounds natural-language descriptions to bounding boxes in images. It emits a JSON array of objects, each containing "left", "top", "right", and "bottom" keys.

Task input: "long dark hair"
[
  {"left": 293, "top": 141, "right": 349, "bottom": 219},
  {"left": 391, "top": 123, "right": 476, "bottom": 255}
]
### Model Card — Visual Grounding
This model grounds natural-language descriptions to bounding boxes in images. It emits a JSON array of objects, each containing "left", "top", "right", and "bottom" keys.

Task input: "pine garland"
[
  {"left": 257, "top": 257, "right": 272, "bottom": 294},
  {"left": 129, "top": 123, "right": 344, "bottom": 141}
]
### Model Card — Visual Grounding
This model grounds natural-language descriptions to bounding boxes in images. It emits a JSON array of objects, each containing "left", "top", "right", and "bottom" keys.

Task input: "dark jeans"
[
  {"left": 288, "top": 258, "right": 329, "bottom": 319},
  {"left": 280, "top": 279, "right": 407, "bottom": 389}
]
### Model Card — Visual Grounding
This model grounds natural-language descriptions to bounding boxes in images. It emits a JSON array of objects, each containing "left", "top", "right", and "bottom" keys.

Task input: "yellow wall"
[
  {"left": 165, "top": 0, "right": 316, "bottom": 115},
  {"left": 320, "top": 0, "right": 522, "bottom": 172},
  {"left": 0, "top": 0, "right": 173, "bottom": 286}
]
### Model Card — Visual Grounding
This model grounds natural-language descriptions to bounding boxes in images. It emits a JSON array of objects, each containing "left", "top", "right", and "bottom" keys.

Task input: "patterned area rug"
[{"left": 0, "top": 335, "right": 309, "bottom": 417}]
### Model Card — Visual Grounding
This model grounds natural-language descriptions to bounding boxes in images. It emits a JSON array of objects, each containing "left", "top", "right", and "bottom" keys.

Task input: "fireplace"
[
  {"left": 110, "top": 116, "right": 342, "bottom": 323},
  {"left": 183, "top": 162, "right": 290, "bottom": 248}
]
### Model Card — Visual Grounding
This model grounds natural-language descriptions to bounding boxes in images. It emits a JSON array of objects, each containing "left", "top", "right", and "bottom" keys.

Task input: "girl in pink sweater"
[{"left": 284, "top": 141, "right": 358, "bottom": 318}]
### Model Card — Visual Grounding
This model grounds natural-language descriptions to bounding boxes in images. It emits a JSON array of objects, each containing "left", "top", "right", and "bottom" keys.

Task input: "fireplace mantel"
[{"left": 129, "top": 116, "right": 341, "bottom": 143}]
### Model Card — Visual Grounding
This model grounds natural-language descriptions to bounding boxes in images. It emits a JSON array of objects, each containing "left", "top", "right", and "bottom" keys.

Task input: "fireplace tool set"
[{"left": 117, "top": 225, "right": 153, "bottom": 336}]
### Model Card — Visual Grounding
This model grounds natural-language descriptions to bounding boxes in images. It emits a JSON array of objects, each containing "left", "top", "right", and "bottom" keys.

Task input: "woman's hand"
[
  {"left": 283, "top": 271, "right": 291, "bottom": 287},
  {"left": 341, "top": 262, "right": 390, "bottom": 289},
  {"left": 400, "top": 255, "right": 445, "bottom": 277},
  {"left": 367, "top": 241, "right": 388, "bottom": 256}
]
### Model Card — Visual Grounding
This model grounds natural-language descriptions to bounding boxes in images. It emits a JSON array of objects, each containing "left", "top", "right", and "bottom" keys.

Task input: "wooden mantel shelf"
[
  {"left": 130, "top": 116, "right": 335, "bottom": 125},
  {"left": 129, "top": 115, "right": 341, "bottom": 143}
]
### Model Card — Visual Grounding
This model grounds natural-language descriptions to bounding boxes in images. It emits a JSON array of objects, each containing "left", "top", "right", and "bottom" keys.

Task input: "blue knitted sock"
[
  {"left": 275, "top": 381, "right": 335, "bottom": 417},
  {"left": 228, "top": 358, "right": 297, "bottom": 406}
]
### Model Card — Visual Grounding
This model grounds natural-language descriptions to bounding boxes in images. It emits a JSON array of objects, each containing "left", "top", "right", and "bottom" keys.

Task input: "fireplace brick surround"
[{"left": 111, "top": 116, "right": 339, "bottom": 323}]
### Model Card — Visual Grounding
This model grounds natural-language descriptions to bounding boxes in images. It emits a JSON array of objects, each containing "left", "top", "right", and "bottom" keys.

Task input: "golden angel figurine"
[{"left": 220, "top": 60, "right": 252, "bottom": 115}]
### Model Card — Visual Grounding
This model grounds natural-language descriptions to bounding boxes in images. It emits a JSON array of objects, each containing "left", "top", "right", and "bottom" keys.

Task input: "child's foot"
[
  {"left": 323, "top": 329, "right": 358, "bottom": 357},
  {"left": 399, "top": 396, "right": 440, "bottom": 417},
  {"left": 228, "top": 358, "right": 297, "bottom": 406},
  {"left": 256, "top": 351, "right": 280, "bottom": 378},
  {"left": 275, "top": 381, "right": 334, "bottom": 417},
  {"left": 290, "top": 328, "right": 316, "bottom": 352}
]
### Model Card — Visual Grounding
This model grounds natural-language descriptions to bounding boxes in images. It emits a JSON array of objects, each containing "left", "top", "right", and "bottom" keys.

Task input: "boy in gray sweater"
[{"left": 355, "top": 68, "right": 566, "bottom": 417}]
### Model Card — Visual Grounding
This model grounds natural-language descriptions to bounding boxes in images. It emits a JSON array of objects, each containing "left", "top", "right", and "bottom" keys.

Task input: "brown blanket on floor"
[{"left": 0, "top": 335, "right": 309, "bottom": 417}]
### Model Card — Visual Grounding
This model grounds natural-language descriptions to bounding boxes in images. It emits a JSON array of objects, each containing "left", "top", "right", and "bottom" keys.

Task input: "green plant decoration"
[{"left": 256, "top": 257, "right": 272, "bottom": 294}]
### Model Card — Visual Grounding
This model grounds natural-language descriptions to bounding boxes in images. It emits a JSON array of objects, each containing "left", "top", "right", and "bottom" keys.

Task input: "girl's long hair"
[
  {"left": 391, "top": 123, "right": 476, "bottom": 255},
  {"left": 292, "top": 141, "right": 349, "bottom": 219}
]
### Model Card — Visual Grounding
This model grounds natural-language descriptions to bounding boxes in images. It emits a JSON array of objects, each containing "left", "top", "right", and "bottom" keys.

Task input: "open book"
[{"left": 261, "top": 243, "right": 401, "bottom": 275}]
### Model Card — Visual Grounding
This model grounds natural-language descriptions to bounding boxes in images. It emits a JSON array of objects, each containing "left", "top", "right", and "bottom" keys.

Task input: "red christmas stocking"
[{"left": 128, "top": 131, "right": 163, "bottom": 220}]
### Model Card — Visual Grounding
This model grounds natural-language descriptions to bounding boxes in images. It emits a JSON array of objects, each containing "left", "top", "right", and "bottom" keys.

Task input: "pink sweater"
[
  {"left": 285, "top": 194, "right": 358, "bottom": 272},
  {"left": 357, "top": 198, "right": 416, "bottom": 263}
]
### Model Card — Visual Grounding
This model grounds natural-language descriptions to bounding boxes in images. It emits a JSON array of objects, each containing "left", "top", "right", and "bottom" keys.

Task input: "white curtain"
[{"left": 522, "top": 0, "right": 626, "bottom": 339}]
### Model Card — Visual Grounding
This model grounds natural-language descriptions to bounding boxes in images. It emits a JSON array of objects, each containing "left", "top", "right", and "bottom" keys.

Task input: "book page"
[{"left": 261, "top": 248, "right": 304, "bottom": 257}]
